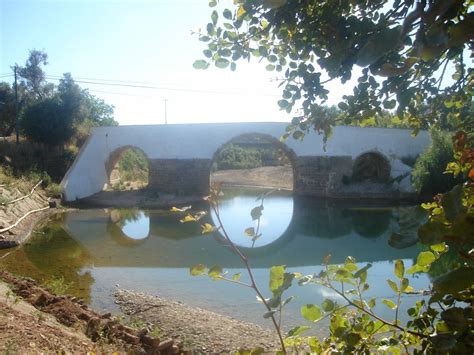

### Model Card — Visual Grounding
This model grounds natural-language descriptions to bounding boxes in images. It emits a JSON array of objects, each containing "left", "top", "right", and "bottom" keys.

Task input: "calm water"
[{"left": 0, "top": 188, "right": 429, "bottom": 330}]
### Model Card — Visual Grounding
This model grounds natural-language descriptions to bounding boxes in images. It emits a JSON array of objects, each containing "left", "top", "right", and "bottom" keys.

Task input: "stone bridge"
[{"left": 61, "top": 123, "right": 430, "bottom": 202}]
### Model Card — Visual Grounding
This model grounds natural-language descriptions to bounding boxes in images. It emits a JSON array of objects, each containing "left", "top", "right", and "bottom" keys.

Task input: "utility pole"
[
  {"left": 163, "top": 98, "right": 168, "bottom": 124},
  {"left": 14, "top": 65, "right": 19, "bottom": 145}
]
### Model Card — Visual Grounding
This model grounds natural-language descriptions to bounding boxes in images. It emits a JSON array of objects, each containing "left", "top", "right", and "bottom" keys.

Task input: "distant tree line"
[{"left": 0, "top": 49, "right": 117, "bottom": 147}]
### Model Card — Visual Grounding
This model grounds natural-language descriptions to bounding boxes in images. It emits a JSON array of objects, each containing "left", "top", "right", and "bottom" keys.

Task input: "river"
[{"left": 0, "top": 188, "right": 429, "bottom": 330}]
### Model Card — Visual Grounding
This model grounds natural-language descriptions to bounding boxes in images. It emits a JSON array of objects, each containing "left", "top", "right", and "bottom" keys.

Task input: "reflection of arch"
[
  {"left": 211, "top": 133, "right": 297, "bottom": 190},
  {"left": 352, "top": 151, "right": 391, "bottom": 183},
  {"left": 105, "top": 145, "right": 149, "bottom": 190},
  {"left": 107, "top": 209, "right": 150, "bottom": 246},
  {"left": 349, "top": 208, "right": 391, "bottom": 239}
]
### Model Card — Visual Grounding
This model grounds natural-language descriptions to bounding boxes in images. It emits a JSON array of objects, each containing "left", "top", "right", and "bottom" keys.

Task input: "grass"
[{"left": 43, "top": 276, "right": 72, "bottom": 295}]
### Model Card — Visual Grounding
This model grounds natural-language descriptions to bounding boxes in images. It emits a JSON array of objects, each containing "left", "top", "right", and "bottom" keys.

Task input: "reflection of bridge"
[
  {"left": 62, "top": 206, "right": 418, "bottom": 269},
  {"left": 61, "top": 123, "right": 429, "bottom": 201}
]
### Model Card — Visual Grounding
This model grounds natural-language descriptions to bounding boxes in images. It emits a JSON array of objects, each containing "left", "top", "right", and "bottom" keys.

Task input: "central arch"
[
  {"left": 209, "top": 133, "right": 296, "bottom": 248},
  {"left": 210, "top": 132, "right": 297, "bottom": 191}
]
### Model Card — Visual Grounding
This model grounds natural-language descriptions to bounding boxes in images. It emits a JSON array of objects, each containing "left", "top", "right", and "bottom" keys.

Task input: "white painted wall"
[{"left": 61, "top": 123, "right": 430, "bottom": 201}]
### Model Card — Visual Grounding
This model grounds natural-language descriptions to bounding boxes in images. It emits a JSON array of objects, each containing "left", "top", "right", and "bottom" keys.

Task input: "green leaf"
[
  {"left": 430, "top": 243, "right": 448, "bottom": 252},
  {"left": 244, "top": 227, "right": 255, "bottom": 236},
  {"left": 223, "top": 8, "right": 232, "bottom": 20},
  {"left": 250, "top": 206, "right": 264, "bottom": 221},
  {"left": 192, "top": 60, "right": 209, "bottom": 70},
  {"left": 441, "top": 185, "right": 464, "bottom": 221},
  {"left": 400, "top": 278, "right": 409, "bottom": 292},
  {"left": 338, "top": 102, "right": 348, "bottom": 110},
  {"left": 278, "top": 99, "right": 289, "bottom": 109},
  {"left": 301, "top": 304, "right": 322, "bottom": 322},
  {"left": 383, "top": 99, "right": 397, "bottom": 109},
  {"left": 201, "top": 223, "right": 215, "bottom": 234},
  {"left": 265, "top": 64, "right": 275, "bottom": 71},
  {"left": 215, "top": 58, "right": 230, "bottom": 69},
  {"left": 287, "top": 326, "right": 310, "bottom": 337},
  {"left": 394, "top": 260, "right": 405, "bottom": 279},
  {"left": 208, "top": 265, "right": 223, "bottom": 280},
  {"left": 382, "top": 299, "right": 397, "bottom": 310},
  {"left": 353, "top": 263, "right": 372, "bottom": 279},
  {"left": 433, "top": 267, "right": 474, "bottom": 295},
  {"left": 190, "top": 264, "right": 206, "bottom": 276},
  {"left": 387, "top": 279, "right": 399, "bottom": 293},
  {"left": 416, "top": 251, "right": 436, "bottom": 267},
  {"left": 231, "top": 272, "right": 242, "bottom": 281},
  {"left": 180, "top": 214, "right": 196, "bottom": 223},
  {"left": 321, "top": 299, "right": 335, "bottom": 312},
  {"left": 417, "top": 221, "right": 447, "bottom": 245},
  {"left": 211, "top": 10, "right": 218, "bottom": 25},
  {"left": 263, "top": 310, "right": 276, "bottom": 319},
  {"left": 269, "top": 265, "right": 285, "bottom": 293},
  {"left": 281, "top": 296, "right": 295, "bottom": 307}
]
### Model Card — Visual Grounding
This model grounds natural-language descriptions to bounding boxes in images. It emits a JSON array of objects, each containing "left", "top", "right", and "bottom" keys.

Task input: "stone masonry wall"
[
  {"left": 294, "top": 156, "right": 352, "bottom": 196},
  {"left": 148, "top": 159, "right": 212, "bottom": 195}
]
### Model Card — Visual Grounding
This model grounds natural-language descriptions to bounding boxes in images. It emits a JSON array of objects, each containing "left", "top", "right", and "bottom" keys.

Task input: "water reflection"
[{"left": 0, "top": 190, "right": 428, "bottom": 328}]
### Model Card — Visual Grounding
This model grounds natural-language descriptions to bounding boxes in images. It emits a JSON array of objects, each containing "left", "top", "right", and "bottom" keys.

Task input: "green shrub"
[
  {"left": 412, "top": 130, "right": 464, "bottom": 195},
  {"left": 213, "top": 144, "right": 288, "bottom": 171},
  {"left": 0, "top": 140, "right": 75, "bottom": 182},
  {"left": 118, "top": 149, "right": 148, "bottom": 182},
  {"left": 46, "top": 183, "right": 63, "bottom": 198}
]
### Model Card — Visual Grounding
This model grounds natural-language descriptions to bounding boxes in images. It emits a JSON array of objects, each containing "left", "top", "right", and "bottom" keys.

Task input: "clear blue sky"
[{"left": 0, "top": 0, "right": 353, "bottom": 125}]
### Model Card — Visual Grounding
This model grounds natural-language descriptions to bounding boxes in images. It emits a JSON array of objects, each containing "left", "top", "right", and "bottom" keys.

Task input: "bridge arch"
[
  {"left": 210, "top": 132, "right": 297, "bottom": 190},
  {"left": 351, "top": 151, "right": 391, "bottom": 183},
  {"left": 104, "top": 145, "right": 149, "bottom": 190}
]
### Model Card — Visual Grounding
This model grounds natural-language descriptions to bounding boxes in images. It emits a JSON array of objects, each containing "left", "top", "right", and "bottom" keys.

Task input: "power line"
[
  {"left": 87, "top": 89, "right": 152, "bottom": 98},
  {"left": 44, "top": 75, "right": 281, "bottom": 97}
]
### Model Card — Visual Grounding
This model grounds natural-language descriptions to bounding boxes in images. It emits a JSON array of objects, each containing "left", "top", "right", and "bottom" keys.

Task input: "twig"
[
  {"left": 212, "top": 198, "right": 287, "bottom": 353},
  {"left": 1, "top": 180, "right": 43, "bottom": 206},
  {"left": 0, "top": 205, "right": 49, "bottom": 233}
]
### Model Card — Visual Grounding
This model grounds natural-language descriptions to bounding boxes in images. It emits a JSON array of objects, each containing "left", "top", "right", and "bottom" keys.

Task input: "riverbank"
[
  {"left": 115, "top": 289, "right": 280, "bottom": 353},
  {"left": 0, "top": 180, "right": 57, "bottom": 249},
  {"left": 0, "top": 271, "right": 182, "bottom": 353}
]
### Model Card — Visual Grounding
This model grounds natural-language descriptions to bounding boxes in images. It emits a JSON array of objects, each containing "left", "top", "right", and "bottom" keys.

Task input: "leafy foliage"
[
  {"left": 412, "top": 129, "right": 465, "bottom": 195},
  {"left": 21, "top": 96, "right": 75, "bottom": 147},
  {"left": 214, "top": 143, "right": 290, "bottom": 171},
  {"left": 195, "top": 0, "right": 472, "bottom": 140},
  {"left": 0, "top": 82, "right": 16, "bottom": 136}
]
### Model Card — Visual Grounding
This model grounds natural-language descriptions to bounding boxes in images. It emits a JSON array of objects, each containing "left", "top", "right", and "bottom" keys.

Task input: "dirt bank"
[
  {"left": 212, "top": 165, "right": 293, "bottom": 190},
  {"left": 0, "top": 182, "right": 57, "bottom": 248},
  {"left": 115, "top": 289, "right": 280, "bottom": 353},
  {"left": 0, "top": 271, "right": 180, "bottom": 353}
]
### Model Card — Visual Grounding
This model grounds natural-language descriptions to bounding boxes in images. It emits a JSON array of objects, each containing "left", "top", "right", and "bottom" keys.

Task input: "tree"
[
  {"left": 58, "top": 73, "right": 84, "bottom": 123},
  {"left": 81, "top": 90, "right": 117, "bottom": 127},
  {"left": 17, "top": 49, "right": 52, "bottom": 100},
  {"left": 193, "top": 1, "right": 474, "bottom": 352},
  {"left": 0, "top": 82, "right": 16, "bottom": 136},
  {"left": 21, "top": 96, "right": 75, "bottom": 147},
  {"left": 194, "top": 0, "right": 473, "bottom": 139}
]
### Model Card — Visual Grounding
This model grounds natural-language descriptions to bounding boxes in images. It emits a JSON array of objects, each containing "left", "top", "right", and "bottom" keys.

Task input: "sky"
[{"left": 0, "top": 0, "right": 355, "bottom": 126}]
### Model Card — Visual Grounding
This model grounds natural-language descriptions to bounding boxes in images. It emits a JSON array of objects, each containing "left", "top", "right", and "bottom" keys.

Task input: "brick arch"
[
  {"left": 105, "top": 145, "right": 149, "bottom": 189},
  {"left": 352, "top": 151, "right": 391, "bottom": 183},
  {"left": 211, "top": 132, "right": 297, "bottom": 189}
]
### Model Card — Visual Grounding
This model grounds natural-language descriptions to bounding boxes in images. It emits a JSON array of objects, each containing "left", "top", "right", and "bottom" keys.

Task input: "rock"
[{"left": 0, "top": 240, "right": 19, "bottom": 249}]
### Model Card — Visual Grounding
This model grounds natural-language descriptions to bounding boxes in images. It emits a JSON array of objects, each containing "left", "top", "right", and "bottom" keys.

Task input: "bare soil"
[
  {"left": 0, "top": 271, "right": 180, "bottom": 353},
  {"left": 115, "top": 289, "right": 280, "bottom": 353},
  {"left": 212, "top": 165, "right": 293, "bottom": 190}
]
